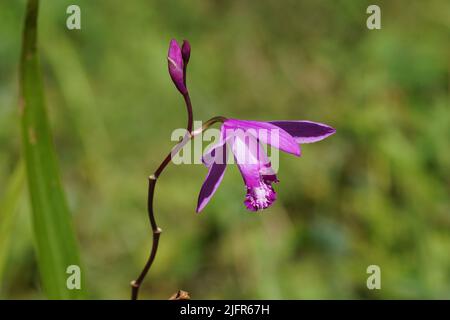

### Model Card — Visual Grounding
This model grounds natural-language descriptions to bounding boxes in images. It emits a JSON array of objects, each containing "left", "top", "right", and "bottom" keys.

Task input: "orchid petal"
[
  {"left": 202, "top": 127, "right": 228, "bottom": 167},
  {"left": 229, "top": 133, "right": 276, "bottom": 185},
  {"left": 202, "top": 141, "right": 227, "bottom": 167},
  {"left": 196, "top": 144, "right": 227, "bottom": 213},
  {"left": 225, "top": 119, "right": 300, "bottom": 156},
  {"left": 270, "top": 120, "right": 336, "bottom": 144},
  {"left": 229, "top": 133, "right": 278, "bottom": 211}
]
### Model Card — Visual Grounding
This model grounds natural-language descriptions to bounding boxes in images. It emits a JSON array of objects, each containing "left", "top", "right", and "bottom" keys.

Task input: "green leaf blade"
[
  {"left": 19, "top": 0, "right": 85, "bottom": 299},
  {"left": 0, "top": 161, "right": 26, "bottom": 286}
]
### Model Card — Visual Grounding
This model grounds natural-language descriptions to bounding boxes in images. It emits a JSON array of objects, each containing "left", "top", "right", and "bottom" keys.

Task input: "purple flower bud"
[
  {"left": 181, "top": 40, "right": 191, "bottom": 65},
  {"left": 167, "top": 39, "right": 187, "bottom": 94}
]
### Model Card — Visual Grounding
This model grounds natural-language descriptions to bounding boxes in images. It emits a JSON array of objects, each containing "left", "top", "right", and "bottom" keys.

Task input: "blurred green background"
[{"left": 0, "top": 0, "right": 449, "bottom": 299}]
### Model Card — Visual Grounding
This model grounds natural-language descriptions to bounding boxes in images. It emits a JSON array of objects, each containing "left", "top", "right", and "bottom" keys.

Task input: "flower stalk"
[{"left": 130, "top": 114, "right": 226, "bottom": 300}]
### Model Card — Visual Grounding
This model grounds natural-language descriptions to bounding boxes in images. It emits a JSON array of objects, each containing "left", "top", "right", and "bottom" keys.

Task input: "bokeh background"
[{"left": 0, "top": 0, "right": 449, "bottom": 299}]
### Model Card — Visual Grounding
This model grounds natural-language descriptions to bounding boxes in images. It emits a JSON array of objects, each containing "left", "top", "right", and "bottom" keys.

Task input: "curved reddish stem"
[{"left": 130, "top": 113, "right": 226, "bottom": 300}]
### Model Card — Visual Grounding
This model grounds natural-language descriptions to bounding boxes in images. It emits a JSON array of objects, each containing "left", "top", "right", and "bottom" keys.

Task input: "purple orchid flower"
[
  {"left": 168, "top": 39, "right": 190, "bottom": 95},
  {"left": 197, "top": 119, "right": 335, "bottom": 212}
]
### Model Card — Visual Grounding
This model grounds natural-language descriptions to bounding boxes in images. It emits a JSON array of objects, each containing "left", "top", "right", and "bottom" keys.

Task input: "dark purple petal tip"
[
  {"left": 270, "top": 120, "right": 336, "bottom": 144},
  {"left": 182, "top": 40, "right": 191, "bottom": 64}
]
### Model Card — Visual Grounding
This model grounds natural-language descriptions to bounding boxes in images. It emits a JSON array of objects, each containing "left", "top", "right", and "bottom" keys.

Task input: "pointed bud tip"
[{"left": 182, "top": 40, "right": 191, "bottom": 63}]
